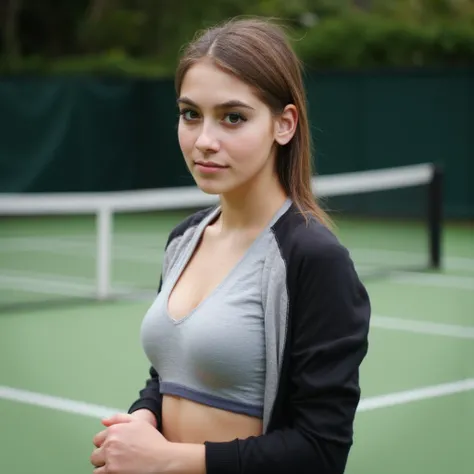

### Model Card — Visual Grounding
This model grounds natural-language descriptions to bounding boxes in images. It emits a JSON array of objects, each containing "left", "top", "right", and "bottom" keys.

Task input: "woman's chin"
[{"left": 195, "top": 179, "right": 230, "bottom": 196}]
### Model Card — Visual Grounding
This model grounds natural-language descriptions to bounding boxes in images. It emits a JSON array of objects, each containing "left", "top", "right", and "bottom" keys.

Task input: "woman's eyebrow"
[{"left": 177, "top": 97, "right": 255, "bottom": 110}]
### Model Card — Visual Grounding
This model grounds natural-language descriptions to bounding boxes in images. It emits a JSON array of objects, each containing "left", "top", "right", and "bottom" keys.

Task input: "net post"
[
  {"left": 97, "top": 207, "right": 112, "bottom": 300},
  {"left": 428, "top": 164, "right": 443, "bottom": 269}
]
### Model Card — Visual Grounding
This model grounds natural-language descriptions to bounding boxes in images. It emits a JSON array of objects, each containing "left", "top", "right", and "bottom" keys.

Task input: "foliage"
[
  {"left": 293, "top": 10, "right": 474, "bottom": 69},
  {"left": 0, "top": 0, "right": 473, "bottom": 76}
]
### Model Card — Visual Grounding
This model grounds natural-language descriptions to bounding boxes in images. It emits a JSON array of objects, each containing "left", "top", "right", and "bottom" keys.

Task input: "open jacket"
[{"left": 128, "top": 202, "right": 371, "bottom": 474}]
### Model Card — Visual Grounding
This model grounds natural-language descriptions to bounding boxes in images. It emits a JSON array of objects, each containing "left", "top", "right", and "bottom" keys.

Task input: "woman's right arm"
[
  {"left": 127, "top": 365, "right": 163, "bottom": 431},
  {"left": 130, "top": 408, "right": 158, "bottom": 428}
]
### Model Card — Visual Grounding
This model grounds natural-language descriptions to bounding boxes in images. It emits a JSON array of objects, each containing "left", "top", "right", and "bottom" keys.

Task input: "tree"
[{"left": 2, "top": 0, "right": 23, "bottom": 60}]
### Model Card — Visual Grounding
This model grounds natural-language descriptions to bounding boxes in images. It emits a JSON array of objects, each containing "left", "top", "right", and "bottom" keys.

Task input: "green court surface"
[{"left": 0, "top": 212, "right": 473, "bottom": 474}]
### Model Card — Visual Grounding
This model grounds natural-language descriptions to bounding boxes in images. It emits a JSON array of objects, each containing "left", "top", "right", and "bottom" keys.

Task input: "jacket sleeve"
[
  {"left": 127, "top": 365, "right": 163, "bottom": 430},
  {"left": 204, "top": 242, "right": 371, "bottom": 474}
]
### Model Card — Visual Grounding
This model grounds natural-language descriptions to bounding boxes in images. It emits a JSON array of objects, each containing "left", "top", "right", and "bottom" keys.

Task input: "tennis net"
[{"left": 0, "top": 163, "right": 442, "bottom": 310}]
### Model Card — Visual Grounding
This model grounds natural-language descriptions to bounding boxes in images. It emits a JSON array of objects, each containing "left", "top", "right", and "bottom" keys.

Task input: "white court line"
[
  {"left": 372, "top": 315, "right": 474, "bottom": 339},
  {"left": 1, "top": 379, "right": 473, "bottom": 420},
  {"left": 358, "top": 379, "right": 474, "bottom": 412},
  {"left": 354, "top": 263, "right": 474, "bottom": 291},
  {"left": 1, "top": 236, "right": 473, "bottom": 272},
  {"left": 3, "top": 269, "right": 473, "bottom": 297},
  {"left": 0, "top": 238, "right": 161, "bottom": 264},
  {"left": 0, "top": 386, "right": 120, "bottom": 419},
  {"left": 387, "top": 272, "right": 474, "bottom": 291},
  {"left": 0, "top": 272, "right": 137, "bottom": 293},
  {"left": 0, "top": 271, "right": 147, "bottom": 298},
  {"left": 2, "top": 241, "right": 474, "bottom": 291},
  {"left": 2, "top": 236, "right": 473, "bottom": 286},
  {"left": 1, "top": 272, "right": 473, "bottom": 340},
  {"left": 352, "top": 249, "right": 474, "bottom": 273},
  {"left": 0, "top": 273, "right": 98, "bottom": 297}
]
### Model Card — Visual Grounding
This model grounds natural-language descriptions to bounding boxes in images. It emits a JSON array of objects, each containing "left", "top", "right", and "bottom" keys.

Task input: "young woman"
[{"left": 91, "top": 17, "right": 371, "bottom": 474}]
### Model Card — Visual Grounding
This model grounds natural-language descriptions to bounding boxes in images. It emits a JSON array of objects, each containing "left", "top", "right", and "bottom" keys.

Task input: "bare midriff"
[{"left": 161, "top": 395, "right": 263, "bottom": 443}]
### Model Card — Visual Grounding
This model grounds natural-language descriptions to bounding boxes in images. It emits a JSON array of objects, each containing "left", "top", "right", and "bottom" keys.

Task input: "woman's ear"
[{"left": 274, "top": 104, "right": 298, "bottom": 146}]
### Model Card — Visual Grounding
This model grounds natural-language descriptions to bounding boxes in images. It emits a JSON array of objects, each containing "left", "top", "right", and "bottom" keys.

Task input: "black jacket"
[{"left": 128, "top": 203, "right": 371, "bottom": 474}]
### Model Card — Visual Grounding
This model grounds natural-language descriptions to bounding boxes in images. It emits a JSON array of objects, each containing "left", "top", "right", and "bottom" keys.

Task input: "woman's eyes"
[
  {"left": 179, "top": 109, "right": 247, "bottom": 125},
  {"left": 180, "top": 109, "right": 200, "bottom": 121},
  {"left": 223, "top": 113, "right": 246, "bottom": 125}
]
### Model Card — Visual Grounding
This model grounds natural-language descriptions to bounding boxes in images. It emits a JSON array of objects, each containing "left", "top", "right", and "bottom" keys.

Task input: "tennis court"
[{"left": 1, "top": 207, "right": 473, "bottom": 473}]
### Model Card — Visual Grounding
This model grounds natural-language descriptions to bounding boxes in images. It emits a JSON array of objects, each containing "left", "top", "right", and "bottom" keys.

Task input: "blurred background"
[{"left": 0, "top": 1, "right": 473, "bottom": 473}]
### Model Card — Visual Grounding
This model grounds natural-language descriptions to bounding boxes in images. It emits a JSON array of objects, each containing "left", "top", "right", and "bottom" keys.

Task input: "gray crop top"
[{"left": 140, "top": 199, "right": 292, "bottom": 418}]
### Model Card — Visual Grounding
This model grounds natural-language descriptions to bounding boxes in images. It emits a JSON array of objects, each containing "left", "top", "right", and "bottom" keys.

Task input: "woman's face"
[{"left": 177, "top": 60, "right": 282, "bottom": 197}]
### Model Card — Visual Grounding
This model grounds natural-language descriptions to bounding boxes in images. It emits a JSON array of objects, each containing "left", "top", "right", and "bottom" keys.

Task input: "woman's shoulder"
[
  {"left": 160, "top": 205, "right": 218, "bottom": 279},
  {"left": 272, "top": 204, "right": 369, "bottom": 325},
  {"left": 165, "top": 205, "right": 218, "bottom": 249},
  {"left": 273, "top": 204, "right": 352, "bottom": 267}
]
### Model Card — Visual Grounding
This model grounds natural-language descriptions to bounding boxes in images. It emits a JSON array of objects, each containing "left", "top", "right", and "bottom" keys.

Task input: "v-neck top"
[
  {"left": 130, "top": 198, "right": 371, "bottom": 474},
  {"left": 140, "top": 199, "right": 292, "bottom": 418}
]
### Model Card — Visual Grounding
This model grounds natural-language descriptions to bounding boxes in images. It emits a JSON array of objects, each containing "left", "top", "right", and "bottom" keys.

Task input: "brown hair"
[{"left": 175, "top": 17, "right": 331, "bottom": 228}]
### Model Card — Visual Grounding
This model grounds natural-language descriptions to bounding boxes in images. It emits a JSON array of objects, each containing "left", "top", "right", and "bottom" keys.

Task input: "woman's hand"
[
  {"left": 91, "top": 413, "right": 169, "bottom": 474},
  {"left": 129, "top": 408, "right": 158, "bottom": 428}
]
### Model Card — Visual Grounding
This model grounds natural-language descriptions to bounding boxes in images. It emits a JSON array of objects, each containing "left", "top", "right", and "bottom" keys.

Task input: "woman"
[{"left": 91, "top": 17, "right": 370, "bottom": 474}]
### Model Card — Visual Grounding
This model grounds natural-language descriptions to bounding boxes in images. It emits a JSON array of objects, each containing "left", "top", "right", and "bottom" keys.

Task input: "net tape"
[{"left": 0, "top": 164, "right": 434, "bottom": 216}]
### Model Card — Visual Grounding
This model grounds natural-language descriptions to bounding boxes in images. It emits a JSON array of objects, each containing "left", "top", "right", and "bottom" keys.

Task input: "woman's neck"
[{"left": 216, "top": 173, "right": 288, "bottom": 234}]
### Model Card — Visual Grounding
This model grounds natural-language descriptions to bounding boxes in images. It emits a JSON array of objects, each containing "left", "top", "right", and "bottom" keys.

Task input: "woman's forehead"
[{"left": 179, "top": 61, "right": 262, "bottom": 108}]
